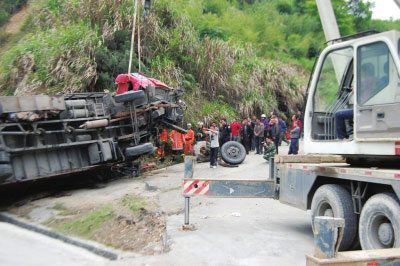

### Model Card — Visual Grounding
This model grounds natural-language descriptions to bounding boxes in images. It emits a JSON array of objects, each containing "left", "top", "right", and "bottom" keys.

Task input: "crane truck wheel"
[
  {"left": 359, "top": 193, "right": 400, "bottom": 250},
  {"left": 311, "top": 184, "right": 357, "bottom": 251},
  {"left": 220, "top": 141, "right": 246, "bottom": 165}
]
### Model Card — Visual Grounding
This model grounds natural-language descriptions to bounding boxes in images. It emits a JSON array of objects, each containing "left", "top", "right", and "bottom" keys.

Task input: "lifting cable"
[{"left": 128, "top": 0, "right": 139, "bottom": 75}]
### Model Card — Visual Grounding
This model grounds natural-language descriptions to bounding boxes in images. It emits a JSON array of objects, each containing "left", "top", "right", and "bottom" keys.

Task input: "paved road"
[{"left": 1, "top": 141, "right": 315, "bottom": 266}]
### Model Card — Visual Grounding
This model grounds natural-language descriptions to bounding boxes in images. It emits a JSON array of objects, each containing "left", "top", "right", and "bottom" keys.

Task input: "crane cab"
[{"left": 304, "top": 30, "right": 400, "bottom": 162}]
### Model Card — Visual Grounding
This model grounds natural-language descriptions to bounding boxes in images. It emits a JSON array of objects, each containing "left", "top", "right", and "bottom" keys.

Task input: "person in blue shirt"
[{"left": 278, "top": 117, "right": 289, "bottom": 146}]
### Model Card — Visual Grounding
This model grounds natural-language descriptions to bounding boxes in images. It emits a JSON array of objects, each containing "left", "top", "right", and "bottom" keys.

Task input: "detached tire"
[
  {"left": 359, "top": 193, "right": 400, "bottom": 250},
  {"left": 311, "top": 184, "right": 357, "bottom": 251},
  {"left": 115, "top": 90, "right": 145, "bottom": 103},
  {"left": 220, "top": 141, "right": 246, "bottom": 165},
  {"left": 194, "top": 141, "right": 210, "bottom": 162}
]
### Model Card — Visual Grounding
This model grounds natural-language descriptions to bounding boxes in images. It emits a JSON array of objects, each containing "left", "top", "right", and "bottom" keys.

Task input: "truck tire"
[
  {"left": 115, "top": 90, "right": 145, "bottom": 103},
  {"left": 220, "top": 141, "right": 246, "bottom": 165},
  {"left": 125, "top": 143, "right": 154, "bottom": 158},
  {"left": 193, "top": 141, "right": 210, "bottom": 162},
  {"left": 0, "top": 151, "right": 10, "bottom": 163},
  {"left": 311, "top": 184, "right": 357, "bottom": 251},
  {"left": 0, "top": 164, "right": 13, "bottom": 179},
  {"left": 359, "top": 193, "right": 400, "bottom": 250}
]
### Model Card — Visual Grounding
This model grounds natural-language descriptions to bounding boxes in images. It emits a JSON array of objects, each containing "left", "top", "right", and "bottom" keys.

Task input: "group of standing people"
[{"left": 157, "top": 110, "right": 304, "bottom": 167}]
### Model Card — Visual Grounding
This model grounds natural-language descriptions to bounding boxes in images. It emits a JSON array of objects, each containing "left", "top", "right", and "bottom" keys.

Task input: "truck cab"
[{"left": 304, "top": 30, "right": 400, "bottom": 162}]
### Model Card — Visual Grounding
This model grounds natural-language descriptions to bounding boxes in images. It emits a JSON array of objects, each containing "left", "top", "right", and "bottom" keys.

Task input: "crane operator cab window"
[
  {"left": 312, "top": 47, "right": 354, "bottom": 141},
  {"left": 356, "top": 41, "right": 400, "bottom": 139}
]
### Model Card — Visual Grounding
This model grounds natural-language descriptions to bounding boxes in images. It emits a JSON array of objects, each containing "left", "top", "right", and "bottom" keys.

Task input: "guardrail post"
[
  {"left": 269, "top": 156, "right": 275, "bottom": 179},
  {"left": 313, "top": 216, "right": 344, "bottom": 259},
  {"left": 184, "top": 156, "right": 195, "bottom": 225}
]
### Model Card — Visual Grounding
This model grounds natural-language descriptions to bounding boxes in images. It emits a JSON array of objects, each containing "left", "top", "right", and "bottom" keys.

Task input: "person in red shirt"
[
  {"left": 184, "top": 123, "right": 195, "bottom": 155},
  {"left": 230, "top": 118, "right": 242, "bottom": 142}
]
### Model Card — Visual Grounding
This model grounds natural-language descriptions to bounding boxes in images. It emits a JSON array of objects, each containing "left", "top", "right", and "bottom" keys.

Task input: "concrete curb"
[{"left": 0, "top": 212, "right": 119, "bottom": 260}]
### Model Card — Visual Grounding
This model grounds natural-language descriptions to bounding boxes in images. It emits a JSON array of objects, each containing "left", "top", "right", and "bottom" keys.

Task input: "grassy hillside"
[{"left": 0, "top": 0, "right": 398, "bottom": 123}]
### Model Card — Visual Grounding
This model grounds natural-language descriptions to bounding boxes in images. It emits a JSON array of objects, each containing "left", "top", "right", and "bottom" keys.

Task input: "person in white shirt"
[{"left": 206, "top": 124, "right": 219, "bottom": 168}]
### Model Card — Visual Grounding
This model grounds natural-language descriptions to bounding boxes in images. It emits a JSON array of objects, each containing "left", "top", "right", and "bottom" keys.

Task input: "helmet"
[
  {"left": 187, "top": 123, "right": 192, "bottom": 127},
  {"left": 261, "top": 114, "right": 266, "bottom": 118},
  {"left": 197, "top": 121, "right": 203, "bottom": 126}
]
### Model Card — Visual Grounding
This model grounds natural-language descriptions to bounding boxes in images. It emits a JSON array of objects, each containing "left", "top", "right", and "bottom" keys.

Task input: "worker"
[
  {"left": 270, "top": 118, "right": 281, "bottom": 154},
  {"left": 184, "top": 123, "right": 195, "bottom": 156},
  {"left": 230, "top": 118, "right": 242, "bottom": 141},
  {"left": 261, "top": 114, "right": 269, "bottom": 139},
  {"left": 240, "top": 119, "right": 251, "bottom": 154},
  {"left": 170, "top": 129, "right": 184, "bottom": 156},
  {"left": 205, "top": 124, "right": 219, "bottom": 168},
  {"left": 219, "top": 118, "right": 231, "bottom": 147},
  {"left": 289, "top": 121, "right": 300, "bottom": 155},
  {"left": 196, "top": 122, "right": 207, "bottom": 141},
  {"left": 254, "top": 118, "right": 264, "bottom": 155},
  {"left": 156, "top": 128, "right": 168, "bottom": 161},
  {"left": 335, "top": 63, "right": 377, "bottom": 139},
  {"left": 263, "top": 137, "right": 276, "bottom": 162},
  {"left": 278, "top": 117, "right": 289, "bottom": 146}
]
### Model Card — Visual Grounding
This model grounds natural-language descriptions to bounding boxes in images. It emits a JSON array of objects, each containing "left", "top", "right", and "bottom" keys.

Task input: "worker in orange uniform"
[
  {"left": 170, "top": 129, "right": 184, "bottom": 155},
  {"left": 157, "top": 129, "right": 168, "bottom": 161},
  {"left": 184, "top": 123, "right": 195, "bottom": 156}
]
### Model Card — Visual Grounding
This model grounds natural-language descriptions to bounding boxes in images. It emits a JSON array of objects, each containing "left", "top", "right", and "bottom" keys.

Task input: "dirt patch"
[
  {"left": 41, "top": 194, "right": 167, "bottom": 255},
  {"left": 3, "top": 4, "right": 30, "bottom": 34}
]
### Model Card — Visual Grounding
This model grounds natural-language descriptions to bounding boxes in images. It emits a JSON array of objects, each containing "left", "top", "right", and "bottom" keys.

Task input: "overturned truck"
[{"left": 0, "top": 73, "right": 187, "bottom": 185}]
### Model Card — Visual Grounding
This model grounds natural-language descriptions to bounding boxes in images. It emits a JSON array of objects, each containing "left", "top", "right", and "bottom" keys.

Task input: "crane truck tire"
[
  {"left": 114, "top": 90, "right": 145, "bottom": 103},
  {"left": 359, "top": 193, "right": 400, "bottom": 250},
  {"left": 220, "top": 141, "right": 246, "bottom": 165},
  {"left": 311, "top": 184, "right": 357, "bottom": 251}
]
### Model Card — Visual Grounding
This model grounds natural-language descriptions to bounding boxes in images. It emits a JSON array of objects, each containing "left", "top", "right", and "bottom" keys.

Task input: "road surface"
[{"left": 1, "top": 142, "right": 314, "bottom": 266}]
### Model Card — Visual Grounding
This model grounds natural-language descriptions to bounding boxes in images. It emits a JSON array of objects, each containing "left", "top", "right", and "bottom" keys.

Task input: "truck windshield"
[{"left": 313, "top": 47, "right": 353, "bottom": 112}]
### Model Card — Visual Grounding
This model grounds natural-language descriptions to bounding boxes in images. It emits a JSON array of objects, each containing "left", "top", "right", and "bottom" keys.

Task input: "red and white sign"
[
  {"left": 183, "top": 180, "right": 209, "bottom": 196},
  {"left": 395, "top": 142, "right": 400, "bottom": 156}
]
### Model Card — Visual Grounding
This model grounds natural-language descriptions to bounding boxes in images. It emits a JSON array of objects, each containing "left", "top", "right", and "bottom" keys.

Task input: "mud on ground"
[{"left": 7, "top": 173, "right": 170, "bottom": 255}]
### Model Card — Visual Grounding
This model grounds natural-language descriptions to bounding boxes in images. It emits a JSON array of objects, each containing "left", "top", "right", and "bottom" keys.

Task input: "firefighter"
[
  {"left": 157, "top": 129, "right": 168, "bottom": 161},
  {"left": 184, "top": 123, "right": 195, "bottom": 156},
  {"left": 170, "top": 129, "right": 184, "bottom": 156}
]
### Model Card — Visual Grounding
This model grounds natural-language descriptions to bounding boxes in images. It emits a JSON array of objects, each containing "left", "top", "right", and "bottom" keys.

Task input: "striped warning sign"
[{"left": 183, "top": 180, "right": 209, "bottom": 196}]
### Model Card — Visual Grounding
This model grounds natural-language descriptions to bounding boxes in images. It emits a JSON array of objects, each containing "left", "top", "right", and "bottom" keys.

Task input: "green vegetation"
[
  {"left": 122, "top": 196, "right": 147, "bottom": 213},
  {"left": 0, "top": 0, "right": 28, "bottom": 26},
  {"left": 53, "top": 202, "right": 65, "bottom": 210},
  {"left": 56, "top": 206, "right": 113, "bottom": 237},
  {"left": 0, "top": 0, "right": 399, "bottom": 120}
]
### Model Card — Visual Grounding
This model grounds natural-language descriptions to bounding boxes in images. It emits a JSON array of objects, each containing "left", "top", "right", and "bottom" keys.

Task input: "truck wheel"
[
  {"left": 194, "top": 141, "right": 209, "bottom": 162},
  {"left": 115, "top": 90, "right": 145, "bottom": 103},
  {"left": 220, "top": 141, "right": 246, "bottom": 165},
  {"left": 125, "top": 143, "right": 154, "bottom": 158},
  {"left": 311, "top": 184, "right": 357, "bottom": 251},
  {"left": 359, "top": 193, "right": 400, "bottom": 250},
  {"left": 0, "top": 164, "right": 13, "bottom": 178},
  {"left": 0, "top": 151, "right": 10, "bottom": 163}
]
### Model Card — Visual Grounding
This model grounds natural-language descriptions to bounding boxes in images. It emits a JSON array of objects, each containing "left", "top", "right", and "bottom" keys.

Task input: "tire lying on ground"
[
  {"left": 220, "top": 141, "right": 246, "bottom": 165},
  {"left": 193, "top": 141, "right": 210, "bottom": 162},
  {"left": 115, "top": 90, "right": 145, "bottom": 103},
  {"left": 311, "top": 184, "right": 357, "bottom": 251},
  {"left": 359, "top": 193, "right": 400, "bottom": 250}
]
